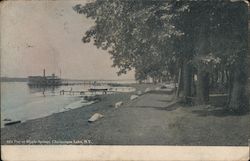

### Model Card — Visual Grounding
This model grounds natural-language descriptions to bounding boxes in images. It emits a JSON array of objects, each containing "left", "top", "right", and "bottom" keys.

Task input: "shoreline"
[
  {"left": 1, "top": 83, "right": 157, "bottom": 144},
  {"left": 1, "top": 83, "right": 249, "bottom": 146},
  {"left": 1, "top": 84, "right": 139, "bottom": 129}
]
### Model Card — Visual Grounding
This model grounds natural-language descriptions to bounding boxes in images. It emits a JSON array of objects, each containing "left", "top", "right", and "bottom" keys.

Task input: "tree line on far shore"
[{"left": 73, "top": 0, "right": 249, "bottom": 113}]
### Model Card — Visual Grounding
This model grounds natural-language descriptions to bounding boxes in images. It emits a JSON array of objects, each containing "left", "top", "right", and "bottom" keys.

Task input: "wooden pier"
[
  {"left": 88, "top": 88, "right": 108, "bottom": 94},
  {"left": 60, "top": 90, "right": 85, "bottom": 95},
  {"left": 60, "top": 88, "right": 108, "bottom": 95}
]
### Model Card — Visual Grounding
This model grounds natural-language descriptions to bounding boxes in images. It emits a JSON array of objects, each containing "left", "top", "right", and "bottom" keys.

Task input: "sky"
[{"left": 0, "top": 0, "right": 134, "bottom": 80}]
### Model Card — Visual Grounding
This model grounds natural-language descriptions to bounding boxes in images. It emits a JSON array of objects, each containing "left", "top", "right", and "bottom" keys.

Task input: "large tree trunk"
[
  {"left": 193, "top": 15, "right": 211, "bottom": 105},
  {"left": 228, "top": 65, "right": 249, "bottom": 113},
  {"left": 228, "top": 1, "right": 249, "bottom": 113},
  {"left": 183, "top": 62, "right": 193, "bottom": 103},
  {"left": 196, "top": 68, "right": 209, "bottom": 104}
]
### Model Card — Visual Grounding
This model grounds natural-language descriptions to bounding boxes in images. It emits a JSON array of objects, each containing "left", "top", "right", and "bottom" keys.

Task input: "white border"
[{"left": 1, "top": 145, "right": 249, "bottom": 161}]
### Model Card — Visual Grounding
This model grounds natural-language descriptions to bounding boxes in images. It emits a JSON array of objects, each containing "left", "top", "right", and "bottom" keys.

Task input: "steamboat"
[{"left": 28, "top": 69, "right": 62, "bottom": 86}]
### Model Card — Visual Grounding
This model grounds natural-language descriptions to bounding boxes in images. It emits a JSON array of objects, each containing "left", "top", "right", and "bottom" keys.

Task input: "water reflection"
[
  {"left": 1, "top": 82, "right": 136, "bottom": 128},
  {"left": 28, "top": 85, "right": 60, "bottom": 96},
  {"left": 1, "top": 82, "right": 82, "bottom": 128}
]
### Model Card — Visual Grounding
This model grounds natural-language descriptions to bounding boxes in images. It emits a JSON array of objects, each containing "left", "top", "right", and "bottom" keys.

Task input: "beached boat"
[{"left": 4, "top": 120, "right": 21, "bottom": 126}]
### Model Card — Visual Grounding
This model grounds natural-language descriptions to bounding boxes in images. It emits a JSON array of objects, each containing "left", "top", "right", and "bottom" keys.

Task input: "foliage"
[
  {"left": 73, "top": 0, "right": 186, "bottom": 78},
  {"left": 74, "top": 0, "right": 249, "bottom": 111}
]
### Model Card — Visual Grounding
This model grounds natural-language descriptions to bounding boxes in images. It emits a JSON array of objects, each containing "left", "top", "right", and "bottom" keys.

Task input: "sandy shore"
[
  {"left": 1, "top": 84, "right": 156, "bottom": 144},
  {"left": 1, "top": 83, "right": 249, "bottom": 146}
]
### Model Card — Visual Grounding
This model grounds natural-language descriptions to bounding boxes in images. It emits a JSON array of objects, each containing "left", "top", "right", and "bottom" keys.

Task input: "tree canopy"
[
  {"left": 74, "top": 0, "right": 186, "bottom": 77},
  {"left": 74, "top": 0, "right": 249, "bottom": 113}
]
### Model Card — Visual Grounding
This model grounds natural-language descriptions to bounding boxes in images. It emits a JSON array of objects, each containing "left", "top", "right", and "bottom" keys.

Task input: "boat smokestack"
[{"left": 43, "top": 69, "right": 46, "bottom": 77}]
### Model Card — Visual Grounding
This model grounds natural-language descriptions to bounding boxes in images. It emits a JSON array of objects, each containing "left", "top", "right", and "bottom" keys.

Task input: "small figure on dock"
[
  {"left": 42, "top": 88, "right": 46, "bottom": 97},
  {"left": 70, "top": 87, "right": 73, "bottom": 95}
]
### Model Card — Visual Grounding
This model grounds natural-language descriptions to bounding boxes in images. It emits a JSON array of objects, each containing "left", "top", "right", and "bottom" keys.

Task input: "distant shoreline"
[
  {"left": 0, "top": 77, "right": 136, "bottom": 83},
  {"left": 0, "top": 77, "right": 28, "bottom": 82},
  {"left": 0, "top": 77, "right": 136, "bottom": 84}
]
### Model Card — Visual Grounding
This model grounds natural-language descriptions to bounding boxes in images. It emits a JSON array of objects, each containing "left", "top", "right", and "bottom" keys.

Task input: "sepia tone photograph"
[{"left": 0, "top": 0, "right": 250, "bottom": 160}]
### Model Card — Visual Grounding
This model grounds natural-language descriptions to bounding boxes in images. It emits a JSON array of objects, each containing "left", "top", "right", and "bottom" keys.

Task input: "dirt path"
[{"left": 84, "top": 92, "right": 250, "bottom": 145}]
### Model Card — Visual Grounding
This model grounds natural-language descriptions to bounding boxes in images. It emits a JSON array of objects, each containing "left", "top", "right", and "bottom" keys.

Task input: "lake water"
[{"left": 1, "top": 82, "right": 135, "bottom": 128}]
